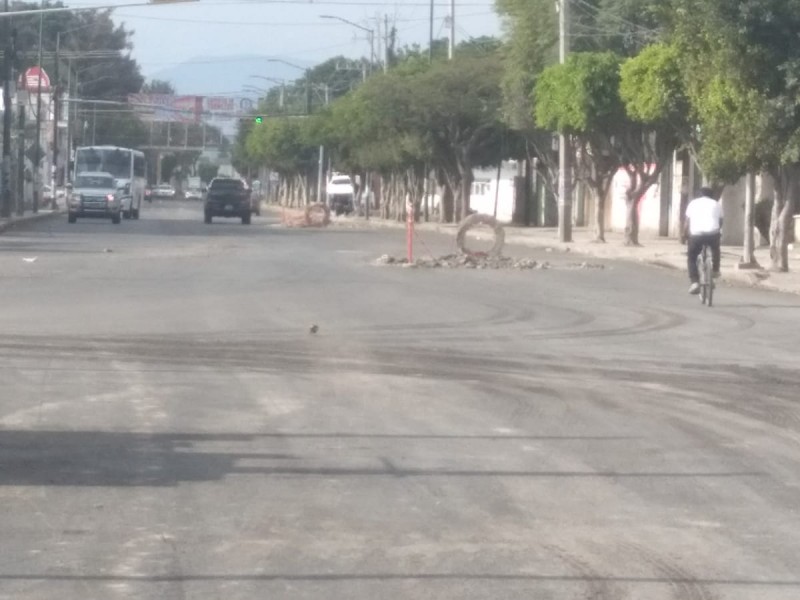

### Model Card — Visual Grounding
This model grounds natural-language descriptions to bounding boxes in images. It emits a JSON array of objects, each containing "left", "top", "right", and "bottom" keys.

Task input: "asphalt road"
[{"left": 2, "top": 200, "right": 800, "bottom": 600}]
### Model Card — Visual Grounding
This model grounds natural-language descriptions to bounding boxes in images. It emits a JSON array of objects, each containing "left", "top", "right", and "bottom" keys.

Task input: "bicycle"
[{"left": 697, "top": 244, "right": 715, "bottom": 307}]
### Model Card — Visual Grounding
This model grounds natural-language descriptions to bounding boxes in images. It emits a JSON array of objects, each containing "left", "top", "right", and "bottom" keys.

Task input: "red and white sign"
[{"left": 22, "top": 66, "right": 51, "bottom": 92}]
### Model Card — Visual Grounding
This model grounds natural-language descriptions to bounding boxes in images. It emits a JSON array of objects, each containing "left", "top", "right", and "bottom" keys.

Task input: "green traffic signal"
[{"left": 254, "top": 116, "right": 264, "bottom": 124}]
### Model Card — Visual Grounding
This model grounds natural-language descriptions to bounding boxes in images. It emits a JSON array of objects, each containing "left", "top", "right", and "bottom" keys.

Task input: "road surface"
[{"left": 1, "top": 201, "right": 799, "bottom": 599}]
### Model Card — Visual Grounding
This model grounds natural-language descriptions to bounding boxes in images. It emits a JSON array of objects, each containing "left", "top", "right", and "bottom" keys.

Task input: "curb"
[{"left": 0, "top": 210, "right": 62, "bottom": 234}]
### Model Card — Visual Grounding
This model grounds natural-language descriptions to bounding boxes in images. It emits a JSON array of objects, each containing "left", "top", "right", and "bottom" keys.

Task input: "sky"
[{"left": 85, "top": 0, "right": 503, "bottom": 94}]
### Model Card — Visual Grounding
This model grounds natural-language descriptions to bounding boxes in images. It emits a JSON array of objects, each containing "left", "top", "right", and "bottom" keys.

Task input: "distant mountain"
[{"left": 147, "top": 55, "right": 311, "bottom": 98}]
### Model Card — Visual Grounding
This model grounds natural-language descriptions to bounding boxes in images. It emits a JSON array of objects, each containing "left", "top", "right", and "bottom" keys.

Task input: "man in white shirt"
[{"left": 684, "top": 187, "right": 723, "bottom": 294}]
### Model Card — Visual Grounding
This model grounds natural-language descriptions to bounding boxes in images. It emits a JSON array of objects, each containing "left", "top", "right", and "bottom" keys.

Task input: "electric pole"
[
  {"left": 448, "top": 0, "right": 455, "bottom": 59},
  {"left": 32, "top": 9, "right": 43, "bottom": 213},
  {"left": 558, "top": 0, "right": 573, "bottom": 242},
  {"left": 53, "top": 33, "right": 61, "bottom": 193},
  {"left": 1, "top": 0, "right": 13, "bottom": 219},
  {"left": 429, "top": 0, "right": 434, "bottom": 63},
  {"left": 383, "top": 15, "right": 390, "bottom": 73},
  {"left": 16, "top": 105, "right": 24, "bottom": 216}
]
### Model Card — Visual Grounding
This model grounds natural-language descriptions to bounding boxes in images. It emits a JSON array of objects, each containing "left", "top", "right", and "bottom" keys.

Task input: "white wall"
[
  {"left": 470, "top": 178, "right": 515, "bottom": 222},
  {"left": 609, "top": 167, "right": 661, "bottom": 233}
]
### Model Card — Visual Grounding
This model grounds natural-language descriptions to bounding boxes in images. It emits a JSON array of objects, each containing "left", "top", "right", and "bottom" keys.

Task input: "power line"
[
  {"left": 68, "top": 0, "right": 495, "bottom": 6},
  {"left": 571, "top": 0, "right": 659, "bottom": 35},
  {"left": 113, "top": 9, "right": 494, "bottom": 26}
]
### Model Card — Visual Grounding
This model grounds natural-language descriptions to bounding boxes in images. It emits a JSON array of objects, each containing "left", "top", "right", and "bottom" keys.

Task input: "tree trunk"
[
  {"left": 624, "top": 189, "right": 640, "bottom": 246},
  {"left": 381, "top": 175, "right": 391, "bottom": 220},
  {"left": 769, "top": 164, "right": 798, "bottom": 272},
  {"left": 440, "top": 182, "right": 454, "bottom": 223},
  {"left": 740, "top": 173, "right": 758, "bottom": 268},
  {"left": 593, "top": 184, "right": 606, "bottom": 243},
  {"left": 460, "top": 174, "right": 473, "bottom": 219}
]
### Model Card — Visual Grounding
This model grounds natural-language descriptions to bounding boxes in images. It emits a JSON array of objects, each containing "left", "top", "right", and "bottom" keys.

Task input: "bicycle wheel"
[
  {"left": 698, "top": 251, "right": 707, "bottom": 305},
  {"left": 705, "top": 247, "right": 714, "bottom": 307}
]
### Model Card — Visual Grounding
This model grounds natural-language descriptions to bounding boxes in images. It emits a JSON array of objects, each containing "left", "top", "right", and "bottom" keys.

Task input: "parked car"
[
  {"left": 326, "top": 175, "right": 355, "bottom": 215},
  {"left": 43, "top": 184, "right": 67, "bottom": 206},
  {"left": 185, "top": 188, "right": 203, "bottom": 201},
  {"left": 66, "top": 172, "right": 122, "bottom": 224},
  {"left": 152, "top": 183, "right": 176, "bottom": 199},
  {"left": 204, "top": 177, "right": 251, "bottom": 225}
]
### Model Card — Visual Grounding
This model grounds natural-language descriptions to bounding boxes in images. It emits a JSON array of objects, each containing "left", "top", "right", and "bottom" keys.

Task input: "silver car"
[{"left": 67, "top": 172, "right": 123, "bottom": 224}]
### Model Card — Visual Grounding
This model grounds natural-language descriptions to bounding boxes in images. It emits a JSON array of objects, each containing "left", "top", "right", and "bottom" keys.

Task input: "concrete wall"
[
  {"left": 609, "top": 167, "right": 662, "bottom": 234},
  {"left": 470, "top": 163, "right": 519, "bottom": 223},
  {"left": 720, "top": 178, "right": 745, "bottom": 245}
]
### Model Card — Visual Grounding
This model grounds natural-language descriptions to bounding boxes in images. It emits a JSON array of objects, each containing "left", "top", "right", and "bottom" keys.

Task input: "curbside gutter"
[{"left": 0, "top": 210, "right": 63, "bottom": 234}]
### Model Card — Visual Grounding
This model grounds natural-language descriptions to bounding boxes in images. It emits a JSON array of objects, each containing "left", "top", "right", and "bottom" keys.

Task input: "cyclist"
[{"left": 685, "top": 187, "right": 723, "bottom": 295}]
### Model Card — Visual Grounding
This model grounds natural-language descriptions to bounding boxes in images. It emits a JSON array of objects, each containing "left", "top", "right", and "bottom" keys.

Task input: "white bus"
[{"left": 74, "top": 145, "right": 147, "bottom": 220}]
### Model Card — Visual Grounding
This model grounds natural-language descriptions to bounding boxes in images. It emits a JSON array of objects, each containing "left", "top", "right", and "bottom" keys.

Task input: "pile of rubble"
[{"left": 375, "top": 253, "right": 605, "bottom": 270}]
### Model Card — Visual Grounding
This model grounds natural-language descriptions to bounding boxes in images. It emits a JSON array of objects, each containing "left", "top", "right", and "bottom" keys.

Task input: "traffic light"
[{"left": 254, "top": 116, "right": 264, "bottom": 124}]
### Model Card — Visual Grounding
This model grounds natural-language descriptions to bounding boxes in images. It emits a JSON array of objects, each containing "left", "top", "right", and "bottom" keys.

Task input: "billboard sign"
[
  {"left": 128, "top": 94, "right": 256, "bottom": 123},
  {"left": 21, "top": 66, "right": 51, "bottom": 92}
]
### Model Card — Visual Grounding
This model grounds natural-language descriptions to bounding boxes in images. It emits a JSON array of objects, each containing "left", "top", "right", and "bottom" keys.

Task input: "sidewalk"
[
  {"left": 0, "top": 209, "right": 61, "bottom": 234},
  {"left": 332, "top": 213, "right": 800, "bottom": 296}
]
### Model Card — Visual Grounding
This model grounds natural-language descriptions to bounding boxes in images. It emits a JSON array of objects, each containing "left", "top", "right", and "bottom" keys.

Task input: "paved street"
[{"left": 2, "top": 200, "right": 800, "bottom": 600}]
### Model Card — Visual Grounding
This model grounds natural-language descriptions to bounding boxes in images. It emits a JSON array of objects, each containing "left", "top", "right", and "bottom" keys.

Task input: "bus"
[{"left": 74, "top": 145, "right": 147, "bottom": 220}]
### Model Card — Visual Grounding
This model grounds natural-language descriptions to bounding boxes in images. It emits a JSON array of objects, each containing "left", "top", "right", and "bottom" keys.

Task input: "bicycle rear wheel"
[
  {"left": 706, "top": 248, "right": 714, "bottom": 307},
  {"left": 698, "top": 252, "right": 707, "bottom": 305}
]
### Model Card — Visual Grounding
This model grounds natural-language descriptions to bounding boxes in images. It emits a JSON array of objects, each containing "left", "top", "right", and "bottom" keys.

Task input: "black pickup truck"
[{"left": 204, "top": 178, "right": 252, "bottom": 225}]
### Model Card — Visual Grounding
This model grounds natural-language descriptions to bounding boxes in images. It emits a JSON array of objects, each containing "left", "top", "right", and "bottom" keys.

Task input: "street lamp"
[
  {"left": 249, "top": 75, "right": 286, "bottom": 108},
  {"left": 266, "top": 58, "right": 311, "bottom": 114},
  {"left": 320, "top": 15, "right": 375, "bottom": 77}
]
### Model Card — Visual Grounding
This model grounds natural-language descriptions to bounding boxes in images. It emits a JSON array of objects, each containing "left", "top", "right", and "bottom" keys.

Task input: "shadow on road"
[{"left": 0, "top": 429, "right": 760, "bottom": 488}]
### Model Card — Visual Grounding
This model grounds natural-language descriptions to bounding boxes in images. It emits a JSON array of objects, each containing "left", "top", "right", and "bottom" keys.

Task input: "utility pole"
[
  {"left": 383, "top": 15, "right": 390, "bottom": 73},
  {"left": 448, "top": 0, "right": 455, "bottom": 59},
  {"left": 16, "top": 105, "right": 24, "bottom": 215},
  {"left": 32, "top": 8, "right": 43, "bottom": 213},
  {"left": 429, "top": 0, "right": 434, "bottom": 63},
  {"left": 316, "top": 145, "right": 324, "bottom": 205},
  {"left": 1, "top": 0, "right": 13, "bottom": 218},
  {"left": 53, "top": 33, "right": 61, "bottom": 193},
  {"left": 558, "top": 0, "right": 573, "bottom": 242}
]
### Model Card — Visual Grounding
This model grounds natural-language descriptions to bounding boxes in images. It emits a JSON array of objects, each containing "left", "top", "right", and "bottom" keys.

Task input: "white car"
[
  {"left": 326, "top": 175, "right": 355, "bottom": 215},
  {"left": 152, "top": 184, "right": 176, "bottom": 199},
  {"left": 42, "top": 184, "right": 67, "bottom": 206}
]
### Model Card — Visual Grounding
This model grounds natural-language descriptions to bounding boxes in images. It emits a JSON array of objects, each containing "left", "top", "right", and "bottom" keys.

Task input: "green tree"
[
  {"left": 617, "top": 42, "right": 690, "bottom": 245},
  {"left": 9, "top": 2, "right": 147, "bottom": 149},
  {"left": 670, "top": 0, "right": 800, "bottom": 270},
  {"left": 198, "top": 161, "right": 219, "bottom": 184},
  {"left": 141, "top": 79, "right": 175, "bottom": 94},
  {"left": 409, "top": 54, "right": 509, "bottom": 221},
  {"left": 536, "top": 52, "right": 627, "bottom": 241}
]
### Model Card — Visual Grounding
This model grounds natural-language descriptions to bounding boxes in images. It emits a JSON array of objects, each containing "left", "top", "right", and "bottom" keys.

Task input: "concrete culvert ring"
[
  {"left": 456, "top": 213, "right": 505, "bottom": 257},
  {"left": 304, "top": 203, "right": 331, "bottom": 227}
]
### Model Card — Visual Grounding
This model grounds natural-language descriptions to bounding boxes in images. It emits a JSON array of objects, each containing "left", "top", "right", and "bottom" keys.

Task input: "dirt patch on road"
[{"left": 374, "top": 253, "right": 606, "bottom": 270}]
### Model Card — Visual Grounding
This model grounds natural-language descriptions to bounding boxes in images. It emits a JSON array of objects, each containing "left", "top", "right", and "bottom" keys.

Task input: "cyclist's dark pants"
[{"left": 688, "top": 232, "right": 721, "bottom": 282}]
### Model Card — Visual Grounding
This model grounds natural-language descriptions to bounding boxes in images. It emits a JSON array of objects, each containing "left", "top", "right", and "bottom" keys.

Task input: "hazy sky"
[{"left": 94, "top": 0, "right": 502, "bottom": 91}]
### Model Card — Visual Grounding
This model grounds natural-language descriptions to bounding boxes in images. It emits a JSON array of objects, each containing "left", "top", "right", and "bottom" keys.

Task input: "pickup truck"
[
  {"left": 326, "top": 175, "right": 355, "bottom": 216},
  {"left": 204, "top": 177, "right": 251, "bottom": 225}
]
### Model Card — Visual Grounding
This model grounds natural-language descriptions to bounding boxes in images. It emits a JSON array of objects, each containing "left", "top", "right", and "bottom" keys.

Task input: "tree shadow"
[{"left": 0, "top": 429, "right": 760, "bottom": 488}]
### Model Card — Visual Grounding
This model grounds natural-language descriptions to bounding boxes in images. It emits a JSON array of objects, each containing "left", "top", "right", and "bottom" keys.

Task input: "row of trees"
[{"left": 235, "top": 0, "right": 800, "bottom": 271}]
